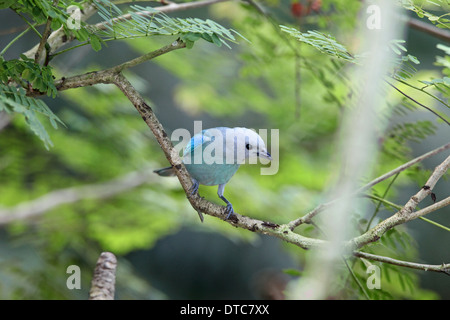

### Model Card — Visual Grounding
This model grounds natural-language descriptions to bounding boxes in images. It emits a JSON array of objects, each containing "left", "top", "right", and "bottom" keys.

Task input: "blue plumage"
[{"left": 154, "top": 127, "right": 271, "bottom": 220}]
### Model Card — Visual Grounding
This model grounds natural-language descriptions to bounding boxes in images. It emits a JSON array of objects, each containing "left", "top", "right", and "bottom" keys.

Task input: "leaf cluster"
[
  {"left": 279, "top": 26, "right": 356, "bottom": 62},
  {"left": 92, "top": 1, "right": 246, "bottom": 49},
  {"left": 400, "top": 0, "right": 450, "bottom": 29},
  {"left": 0, "top": 54, "right": 62, "bottom": 148},
  {"left": 0, "top": 84, "right": 64, "bottom": 149},
  {"left": 3, "top": 0, "right": 97, "bottom": 44}
]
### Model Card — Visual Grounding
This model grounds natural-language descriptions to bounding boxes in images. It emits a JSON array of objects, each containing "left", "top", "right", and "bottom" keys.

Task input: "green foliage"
[
  {"left": 280, "top": 26, "right": 356, "bottom": 62},
  {"left": 0, "top": 84, "right": 63, "bottom": 149},
  {"left": 400, "top": 0, "right": 450, "bottom": 29},
  {"left": 6, "top": 0, "right": 95, "bottom": 44},
  {"left": 92, "top": 1, "right": 246, "bottom": 49},
  {"left": 0, "top": 56, "right": 57, "bottom": 97},
  {"left": 420, "top": 44, "right": 450, "bottom": 99},
  {"left": 0, "top": 0, "right": 449, "bottom": 300}
]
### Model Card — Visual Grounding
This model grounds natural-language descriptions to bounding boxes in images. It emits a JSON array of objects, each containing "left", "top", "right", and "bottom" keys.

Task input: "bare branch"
[
  {"left": 351, "top": 154, "right": 450, "bottom": 249},
  {"left": 386, "top": 81, "right": 450, "bottom": 126},
  {"left": 0, "top": 168, "right": 156, "bottom": 226},
  {"left": 89, "top": 252, "right": 117, "bottom": 300},
  {"left": 354, "top": 251, "right": 450, "bottom": 275},
  {"left": 356, "top": 143, "right": 450, "bottom": 194},
  {"left": 46, "top": 40, "right": 187, "bottom": 94},
  {"left": 288, "top": 142, "right": 450, "bottom": 229},
  {"left": 34, "top": 0, "right": 59, "bottom": 64},
  {"left": 406, "top": 17, "right": 450, "bottom": 42}
]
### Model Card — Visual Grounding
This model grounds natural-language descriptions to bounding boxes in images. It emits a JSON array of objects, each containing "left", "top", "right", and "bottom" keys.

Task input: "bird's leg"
[
  {"left": 218, "top": 184, "right": 234, "bottom": 219},
  {"left": 189, "top": 178, "right": 199, "bottom": 196}
]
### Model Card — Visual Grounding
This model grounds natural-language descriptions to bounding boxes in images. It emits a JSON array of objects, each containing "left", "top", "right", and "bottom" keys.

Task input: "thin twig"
[
  {"left": 351, "top": 155, "right": 450, "bottom": 249},
  {"left": 364, "top": 194, "right": 450, "bottom": 232},
  {"left": 406, "top": 16, "right": 450, "bottom": 42},
  {"left": 288, "top": 142, "right": 450, "bottom": 229},
  {"left": 386, "top": 80, "right": 450, "bottom": 126},
  {"left": 0, "top": 168, "right": 157, "bottom": 226},
  {"left": 365, "top": 172, "right": 400, "bottom": 231},
  {"left": 34, "top": 0, "right": 59, "bottom": 64},
  {"left": 354, "top": 251, "right": 450, "bottom": 275}
]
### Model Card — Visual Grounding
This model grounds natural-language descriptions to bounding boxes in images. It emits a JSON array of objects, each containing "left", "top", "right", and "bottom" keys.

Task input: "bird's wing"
[{"left": 183, "top": 129, "right": 213, "bottom": 156}]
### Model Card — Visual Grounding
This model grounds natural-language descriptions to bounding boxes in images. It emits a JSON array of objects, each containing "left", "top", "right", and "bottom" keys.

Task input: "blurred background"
[{"left": 0, "top": 0, "right": 449, "bottom": 299}]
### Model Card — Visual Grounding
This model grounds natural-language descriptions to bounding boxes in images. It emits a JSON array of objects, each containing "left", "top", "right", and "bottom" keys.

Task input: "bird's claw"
[
  {"left": 189, "top": 179, "right": 199, "bottom": 196},
  {"left": 224, "top": 203, "right": 234, "bottom": 220}
]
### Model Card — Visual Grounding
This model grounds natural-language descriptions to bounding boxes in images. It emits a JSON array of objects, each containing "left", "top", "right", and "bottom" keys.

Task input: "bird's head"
[{"left": 231, "top": 128, "right": 272, "bottom": 164}]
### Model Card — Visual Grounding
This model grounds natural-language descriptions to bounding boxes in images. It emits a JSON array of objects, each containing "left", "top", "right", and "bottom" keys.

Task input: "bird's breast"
[{"left": 184, "top": 162, "right": 240, "bottom": 186}]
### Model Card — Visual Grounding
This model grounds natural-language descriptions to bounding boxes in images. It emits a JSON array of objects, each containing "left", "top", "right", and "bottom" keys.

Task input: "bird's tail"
[{"left": 153, "top": 166, "right": 176, "bottom": 177}]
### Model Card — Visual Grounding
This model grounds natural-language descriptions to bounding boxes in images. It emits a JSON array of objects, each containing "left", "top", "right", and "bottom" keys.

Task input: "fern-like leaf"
[
  {"left": 92, "top": 1, "right": 246, "bottom": 49},
  {"left": 280, "top": 26, "right": 356, "bottom": 62},
  {"left": 0, "top": 84, "right": 64, "bottom": 149}
]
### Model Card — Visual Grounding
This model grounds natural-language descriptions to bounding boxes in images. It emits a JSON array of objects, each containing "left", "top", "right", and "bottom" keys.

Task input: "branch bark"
[
  {"left": 89, "top": 252, "right": 117, "bottom": 300},
  {"left": 354, "top": 251, "right": 450, "bottom": 275},
  {"left": 288, "top": 142, "right": 450, "bottom": 229},
  {"left": 351, "top": 154, "right": 450, "bottom": 250},
  {"left": 406, "top": 17, "right": 450, "bottom": 42},
  {"left": 34, "top": 0, "right": 59, "bottom": 64}
]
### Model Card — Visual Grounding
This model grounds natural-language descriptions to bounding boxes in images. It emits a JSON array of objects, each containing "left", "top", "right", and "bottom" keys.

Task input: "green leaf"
[
  {"left": 0, "top": 84, "right": 65, "bottom": 149},
  {"left": 93, "top": 4, "right": 245, "bottom": 48},
  {"left": 184, "top": 39, "right": 195, "bottom": 49},
  {"left": 283, "top": 268, "right": 302, "bottom": 276},
  {"left": 0, "top": 0, "right": 15, "bottom": 9},
  {"left": 89, "top": 34, "right": 102, "bottom": 52},
  {"left": 280, "top": 26, "right": 356, "bottom": 62}
]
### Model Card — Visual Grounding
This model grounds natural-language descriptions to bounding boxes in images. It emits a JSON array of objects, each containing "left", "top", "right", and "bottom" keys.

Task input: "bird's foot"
[
  {"left": 189, "top": 179, "right": 199, "bottom": 196},
  {"left": 224, "top": 203, "right": 235, "bottom": 220}
]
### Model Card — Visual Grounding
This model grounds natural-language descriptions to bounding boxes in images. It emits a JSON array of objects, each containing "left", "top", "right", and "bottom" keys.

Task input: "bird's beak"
[{"left": 258, "top": 149, "right": 272, "bottom": 161}]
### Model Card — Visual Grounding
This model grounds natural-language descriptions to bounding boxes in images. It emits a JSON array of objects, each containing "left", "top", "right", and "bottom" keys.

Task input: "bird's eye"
[{"left": 245, "top": 143, "right": 251, "bottom": 150}]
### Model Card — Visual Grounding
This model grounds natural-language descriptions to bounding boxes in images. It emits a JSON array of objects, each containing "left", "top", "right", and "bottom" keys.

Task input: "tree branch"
[
  {"left": 354, "top": 251, "right": 450, "bottom": 275},
  {"left": 288, "top": 142, "right": 450, "bottom": 229},
  {"left": 406, "top": 17, "right": 450, "bottom": 42},
  {"left": 386, "top": 81, "right": 450, "bottom": 126},
  {"left": 27, "top": 40, "right": 186, "bottom": 96},
  {"left": 34, "top": 0, "right": 59, "bottom": 64},
  {"left": 0, "top": 168, "right": 157, "bottom": 226},
  {"left": 89, "top": 252, "right": 117, "bottom": 300},
  {"left": 351, "top": 154, "right": 450, "bottom": 249}
]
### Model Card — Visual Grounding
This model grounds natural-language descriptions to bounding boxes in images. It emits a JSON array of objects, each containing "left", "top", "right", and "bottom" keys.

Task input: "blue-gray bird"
[{"left": 154, "top": 127, "right": 272, "bottom": 220}]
